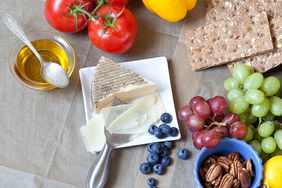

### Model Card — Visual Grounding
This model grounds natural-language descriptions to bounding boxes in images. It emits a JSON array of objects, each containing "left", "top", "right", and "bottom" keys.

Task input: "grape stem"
[
  {"left": 205, "top": 121, "right": 226, "bottom": 129},
  {"left": 258, "top": 117, "right": 262, "bottom": 126}
]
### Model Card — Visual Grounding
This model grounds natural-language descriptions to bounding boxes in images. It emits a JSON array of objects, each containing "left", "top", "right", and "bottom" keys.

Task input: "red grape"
[
  {"left": 186, "top": 115, "right": 205, "bottom": 132},
  {"left": 189, "top": 96, "right": 206, "bottom": 110},
  {"left": 229, "top": 121, "right": 248, "bottom": 139},
  {"left": 212, "top": 126, "right": 229, "bottom": 138},
  {"left": 208, "top": 96, "right": 227, "bottom": 115},
  {"left": 201, "top": 130, "right": 222, "bottom": 148},
  {"left": 192, "top": 131, "right": 204, "bottom": 150},
  {"left": 178, "top": 105, "right": 193, "bottom": 121},
  {"left": 192, "top": 101, "right": 211, "bottom": 121},
  {"left": 222, "top": 113, "right": 240, "bottom": 127},
  {"left": 213, "top": 114, "right": 225, "bottom": 122}
]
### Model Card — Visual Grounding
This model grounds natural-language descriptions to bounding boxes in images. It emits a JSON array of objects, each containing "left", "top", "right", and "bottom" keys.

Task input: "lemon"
[{"left": 263, "top": 155, "right": 282, "bottom": 188}]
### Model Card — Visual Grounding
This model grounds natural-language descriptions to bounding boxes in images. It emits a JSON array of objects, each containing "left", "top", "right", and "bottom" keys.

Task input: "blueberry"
[
  {"left": 147, "top": 143, "right": 161, "bottom": 154},
  {"left": 153, "top": 164, "right": 165, "bottom": 175},
  {"left": 159, "top": 124, "right": 171, "bottom": 135},
  {"left": 147, "top": 177, "right": 157, "bottom": 186},
  {"left": 161, "top": 156, "right": 171, "bottom": 166},
  {"left": 170, "top": 127, "right": 179, "bottom": 137},
  {"left": 177, "top": 148, "right": 189, "bottom": 160},
  {"left": 148, "top": 124, "right": 158, "bottom": 135},
  {"left": 147, "top": 153, "right": 159, "bottom": 165},
  {"left": 160, "top": 113, "right": 173, "bottom": 123},
  {"left": 140, "top": 162, "right": 152, "bottom": 174},
  {"left": 154, "top": 128, "right": 165, "bottom": 139},
  {"left": 159, "top": 147, "right": 169, "bottom": 157},
  {"left": 163, "top": 141, "right": 174, "bottom": 150}
]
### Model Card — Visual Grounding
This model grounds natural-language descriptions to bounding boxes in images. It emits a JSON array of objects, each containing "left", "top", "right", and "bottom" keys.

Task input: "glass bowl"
[{"left": 9, "top": 31, "right": 75, "bottom": 90}]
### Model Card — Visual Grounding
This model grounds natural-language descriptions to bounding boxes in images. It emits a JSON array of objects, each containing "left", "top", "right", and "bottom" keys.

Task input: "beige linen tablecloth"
[{"left": 1, "top": 0, "right": 281, "bottom": 188}]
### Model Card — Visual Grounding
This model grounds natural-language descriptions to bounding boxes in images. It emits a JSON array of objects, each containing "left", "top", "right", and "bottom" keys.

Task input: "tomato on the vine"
[
  {"left": 88, "top": 5, "right": 137, "bottom": 54},
  {"left": 45, "top": 0, "right": 94, "bottom": 33}
]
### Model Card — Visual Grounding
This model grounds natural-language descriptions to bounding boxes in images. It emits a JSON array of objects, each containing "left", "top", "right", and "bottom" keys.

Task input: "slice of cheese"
[
  {"left": 106, "top": 93, "right": 165, "bottom": 134},
  {"left": 80, "top": 93, "right": 165, "bottom": 153},
  {"left": 91, "top": 57, "right": 156, "bottom": 112},
  {"left": 80, "top": 114, "right": 105, "bottom": 153}
]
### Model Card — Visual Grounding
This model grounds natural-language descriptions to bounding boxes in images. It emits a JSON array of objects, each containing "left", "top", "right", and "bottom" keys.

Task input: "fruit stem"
[
  {"left": 258, "top": 117, "right": 262, "bottom": 126},
  {"left": 91, "top": 0, "right": 105, "bottom": 14}
]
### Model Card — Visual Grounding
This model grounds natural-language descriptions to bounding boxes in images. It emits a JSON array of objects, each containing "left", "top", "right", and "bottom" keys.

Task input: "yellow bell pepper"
[{"left": 142, "top": 0, "right": 197, "bottom": 23}]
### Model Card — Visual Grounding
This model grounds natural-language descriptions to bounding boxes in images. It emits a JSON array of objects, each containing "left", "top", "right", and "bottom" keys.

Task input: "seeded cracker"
[
  {"left": 186, "top": 12, "right": 273, "bottom": 71},
  {"left": 205, "top": 0, "right": 282, "bottom": 72}
]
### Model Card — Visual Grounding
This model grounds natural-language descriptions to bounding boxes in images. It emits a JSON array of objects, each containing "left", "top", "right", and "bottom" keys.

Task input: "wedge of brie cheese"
[{"left": 91, "top": 57, "right": 156, "bottom": 112}]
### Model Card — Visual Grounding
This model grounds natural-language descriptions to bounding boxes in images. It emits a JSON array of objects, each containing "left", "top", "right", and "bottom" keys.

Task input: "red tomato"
[
  {"left": 45, "top": 0, "right": 94, "bottom": 33},
  {"left": 107, "top": 0, "right": 129, "bottom": 6},
  {"left": 88, "top": 5, "right": 137, "bottom": 54}
]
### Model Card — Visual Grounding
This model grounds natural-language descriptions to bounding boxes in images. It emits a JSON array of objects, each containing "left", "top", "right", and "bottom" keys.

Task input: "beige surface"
[{"left": 0, "top": 1, "right": 282, "bottom": 188}]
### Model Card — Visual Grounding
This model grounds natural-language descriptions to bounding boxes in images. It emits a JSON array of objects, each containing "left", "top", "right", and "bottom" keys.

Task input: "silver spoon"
[{"left": 2, "top": 13, "right": 69, "bottom": 88}]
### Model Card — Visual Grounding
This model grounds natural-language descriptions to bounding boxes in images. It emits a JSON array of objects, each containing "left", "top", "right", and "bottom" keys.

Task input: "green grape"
[
  {"left": 251, "top": 98, "right": 270, "bottom": 117},
  {"left": 233, "top": 64, "right": 254, "bottom": 84},
  {"left": 230, "top": 96, "right": 249, "bottom": 114},
  {"left": 245, "top": 89, "right": 265, "bottom": 104},
  {"left": 227, "top": 88, "right": 245, "bottom": 102},
  {"left": 258, "top": 121, "right": 275, "bottom": 137},
  {"left": 224, "top": 77, "right": 241, "bottom": 91},
  {"left": 274, "top": 130, "right": 282, "bottom": 150},
  {"left": 261, "top": 137, "right": 276, "bottom": 153},
  {"left": 244, "top": 125, "right": 254, "bottom": 142},
  {"left": 270, "top": 96, "right": 282, "bottom": 116},
  {"left": 250, "top": 140, "right": 261, "bottom": 154},
  {"left": 246, "top": 113, "right": 258, "bottom": 124},
  {"left": 261, "top": 76, "right": 280, "bottom": 96},
  {"left": 244, "top": 72, "right": 264, "bottom": 89},
  {"left": 239, "top": 114, "right": 247, "bottom": 123}
]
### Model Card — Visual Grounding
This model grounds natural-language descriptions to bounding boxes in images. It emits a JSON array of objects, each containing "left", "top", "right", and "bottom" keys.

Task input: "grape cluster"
[
  {"left": 178, "top": 95, "right": 248, "bottom": 149},
  {"left": 224, "top": 64, "right": 282, "bottom": 158}
]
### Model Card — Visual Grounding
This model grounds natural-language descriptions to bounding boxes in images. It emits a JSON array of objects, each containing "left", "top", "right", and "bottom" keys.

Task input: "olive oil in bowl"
[{"left": 10, "top": 31, "right": 75, "bottom": 90}]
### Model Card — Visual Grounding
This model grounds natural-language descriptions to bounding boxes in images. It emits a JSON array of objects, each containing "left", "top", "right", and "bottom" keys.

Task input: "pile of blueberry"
[
  {"left": 148, "top": 113, "right": 179, "bottom": 139},
  {"left": 140, "top": 141, "right": 174, "bottom": 175},
  {"left": 140, "top": 113, "right": 189, "bottom": 188}
]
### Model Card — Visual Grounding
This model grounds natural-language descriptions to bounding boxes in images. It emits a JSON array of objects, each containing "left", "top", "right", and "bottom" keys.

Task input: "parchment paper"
[{"left": 0, "top": 0, "right": 281, "bottom": 188}]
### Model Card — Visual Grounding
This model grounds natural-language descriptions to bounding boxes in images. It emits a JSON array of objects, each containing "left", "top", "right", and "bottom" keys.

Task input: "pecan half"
[
  {"left": 239, "top": 168, "right": 251, "bottom": 188},
  {"left": 204, "top": 156, "right": 218, "bottom": 168},
  {"left": 228, "top": 152, "right": 242, "bottom": 161},
  {"left": 218, "top": 156, "right": 233, "bottom": 171},
  {"left": 205, "top": 164, "right": 222, "bottom": 182},
  {"left": 218, "top": 173, "right": 234, "bottom": 188},
  {"left": 230, "top": 160, "right": 243, "bottom": 179},
  {"left": 233, "top": 178, "right": 240, "bottom": 188},
  {"left": 211, "top": 171, "right": 222, "bottom": 187},
  {"left": 246, "top": 159, "right": 254, "bottom": 177}
]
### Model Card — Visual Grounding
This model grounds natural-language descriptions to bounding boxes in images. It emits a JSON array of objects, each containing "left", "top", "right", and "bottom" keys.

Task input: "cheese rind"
[{"left": 91, "top": 57, "right": 155, "bottom": 111}]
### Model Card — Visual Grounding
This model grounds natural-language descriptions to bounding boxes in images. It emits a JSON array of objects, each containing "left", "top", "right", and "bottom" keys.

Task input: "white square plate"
[{"left": 79, "top": 57, "right": 181, "bottom": 151}]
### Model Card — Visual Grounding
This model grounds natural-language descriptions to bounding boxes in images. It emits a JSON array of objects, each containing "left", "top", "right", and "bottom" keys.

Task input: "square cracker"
[
  {"left": 205, "top": 0, "right": 282, "bottom": 72},
  {"left": 228, "top": 48, "right": 282, "bottom": 73},
  {"left": 206, "top": 0, "right": 282, "bottom": 22},
  {"left": 186, "top": 12, "right": 273, "bottom": 71}
]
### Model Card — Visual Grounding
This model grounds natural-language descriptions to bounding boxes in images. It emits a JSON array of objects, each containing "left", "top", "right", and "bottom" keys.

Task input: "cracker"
[
  {"left": 228, "top": 48, "right": 282, "bottom": 73},
  {"left": 186, "top": 12, "right": 273, "bottom": 71},
  {"left": 206, "top": 0, "right": 282, "bottom": 23}
]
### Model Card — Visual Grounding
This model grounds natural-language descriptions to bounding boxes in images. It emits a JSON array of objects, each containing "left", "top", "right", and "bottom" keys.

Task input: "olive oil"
[{"left": 16, "top": 39, "right": 69, "bottom": 89}]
